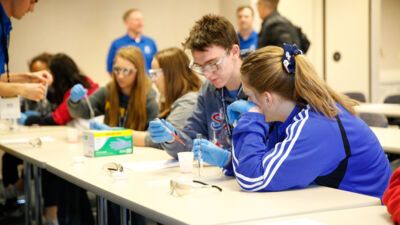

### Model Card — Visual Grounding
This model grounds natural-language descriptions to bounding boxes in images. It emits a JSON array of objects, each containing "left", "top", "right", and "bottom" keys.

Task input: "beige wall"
[
  {"left": 249, "top": 0, "right": 324, "bottom": 77},
  {"left": 9, "top": 0, "right": 323, "bottom": 86},
  {"left": 9, "top": 0, "right": 219, "bottom": 86},
  {"left": 380, "top": 0, "right": 400, "bottom": 71},
  {"left": 8, "top": 0, "right": 396, "bottom": 103},
  {"left": 325, "top": 0, "right": 370, "bottom": 98},
  {"left": 374, "top": 0, "right": 400, "bottom": 102}
]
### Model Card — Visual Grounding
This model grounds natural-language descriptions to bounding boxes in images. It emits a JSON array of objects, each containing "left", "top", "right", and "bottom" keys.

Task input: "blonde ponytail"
[{"left": 241, "top": 46, "right": 358, "bottom": 119}]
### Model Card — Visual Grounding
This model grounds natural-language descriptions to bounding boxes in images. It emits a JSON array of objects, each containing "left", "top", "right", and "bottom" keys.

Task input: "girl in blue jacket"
[{"left": 193, "top": 44, "right": 391, "bottom": 199}]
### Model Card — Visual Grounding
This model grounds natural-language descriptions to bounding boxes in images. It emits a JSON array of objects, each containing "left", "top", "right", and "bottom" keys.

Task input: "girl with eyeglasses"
[
  {"left": 68, "top": 46, "right": 158, "bottom": 132},
  {"left": 133, "top": 47, "right": 202, "bottom": 148},
  {"left": 68, "top": 46, "right": 158, "bottom": 224},
  {"left": 194, "top": 44, "right": 391, "bottom": 199}
]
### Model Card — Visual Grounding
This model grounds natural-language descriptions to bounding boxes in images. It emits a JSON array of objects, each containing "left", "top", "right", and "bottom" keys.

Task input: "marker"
[{"left": 155, "top": 118, "right": 185, "bottom": 146}]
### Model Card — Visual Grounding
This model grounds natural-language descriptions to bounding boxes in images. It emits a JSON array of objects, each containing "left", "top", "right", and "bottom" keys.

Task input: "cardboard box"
[{"left": 82, "top": 129, "right": 133, "bottom": 157}]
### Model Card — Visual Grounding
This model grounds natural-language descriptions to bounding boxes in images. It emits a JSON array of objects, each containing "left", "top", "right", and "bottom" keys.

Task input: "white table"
[
  {"left": 0, "top": 126, "right": 383, "bottom": 225},
  {"left": 38, "top": 128, "right": 380, "bottom": 225},
  {"left": 371, "top": 127, "right": 400, "bottom": 154},
  {"left": 355, "top": 103, "right": 400, "bottom": 118},
  {"left": 229, "top": 206, "right": 392, "bottom": 225},
  {"left": 0, "top": 125, "right": 68, "bottom": 225}
]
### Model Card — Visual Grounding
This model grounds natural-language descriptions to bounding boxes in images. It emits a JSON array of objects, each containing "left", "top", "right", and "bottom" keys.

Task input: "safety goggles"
[
  {"left": 189, "top": 50, "right": 227, "bottom": 76},
  {"left": 170, "top": 179, "right": 222, "bottom": 197},
  {"left": 112, "top": 67, "right": 137, "bottom": 76},
  {"left": 148, "top": 68, "right": 163, "bottom": 79}
]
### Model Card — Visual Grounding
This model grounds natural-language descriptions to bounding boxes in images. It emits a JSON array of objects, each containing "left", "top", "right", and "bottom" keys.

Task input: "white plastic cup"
[
  {"left": 177, "top": 152, "right": 194, "bottom": 174},
  {"left": 67, "top": 128, "right": 79, "bottom": 143}
]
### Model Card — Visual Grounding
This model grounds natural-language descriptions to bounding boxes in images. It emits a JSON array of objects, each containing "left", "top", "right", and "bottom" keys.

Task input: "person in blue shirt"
[
  {"left": 192, "top": 44, "right": 391, "bottom": 199},
  {"left": 0, "top": 0, "right": 50, "bottom": 102},
  {"left": 106, "top": 8, "right": 157, "bottom": 75},
  {"left": 237, "top": 5, "right": 258, "bottom": 58},
  {"left": 148, "top": 15, "right": 247, "bottom": 178}
]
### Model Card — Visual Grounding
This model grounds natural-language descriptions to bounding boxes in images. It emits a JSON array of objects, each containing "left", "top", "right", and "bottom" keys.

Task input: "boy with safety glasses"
[{"left": 149, "top": 14, "right": 246, "bottom": 175}]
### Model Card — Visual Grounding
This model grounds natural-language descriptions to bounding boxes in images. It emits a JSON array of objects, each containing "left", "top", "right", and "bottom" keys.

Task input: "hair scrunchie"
[{"left": 282, "top": 44, "right": 303, "bottom": 75}]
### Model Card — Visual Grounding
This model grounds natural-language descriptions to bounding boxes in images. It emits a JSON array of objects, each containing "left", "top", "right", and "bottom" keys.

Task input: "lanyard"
[
  {"left": 118, "top": 109, "right": 128, "bottom": 127},
  {"left": 219, "top": 85, "right": 243, "bottom": 137},
  {"left": 0, "top": 12, "right": 9, "bottom": 82}
]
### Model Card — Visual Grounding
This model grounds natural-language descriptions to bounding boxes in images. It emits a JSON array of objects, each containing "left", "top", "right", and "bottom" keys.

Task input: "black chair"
[
  {"left": 384, "top": 94, "right": 400, "bottom": 104},
  {"left": 359, "top": 112, "right": 388, "bottom": 128},
  {"left": 344, "top": 92, "right": 366, "bottom": 102},
  {"left": 383, "top": 94, "right": 400, "bottom": 127},
  {"left": 383, "top": 94, "right": 400, "bottom": 162}
]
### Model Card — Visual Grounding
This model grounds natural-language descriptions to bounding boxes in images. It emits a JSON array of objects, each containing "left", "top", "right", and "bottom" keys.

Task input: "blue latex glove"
[
  {"left": 148, "top": 119, "right": 175, "bottom": 143},
  {"left": 89, "top": 121, "right": 123, "bottom": 130},
  {"left": 18, "top": 113, "right": 27, "bottom": 125},
  {"left": 18, "top": 110, "right": 40, "bottom": 125},
  {"left": 227, "top": 100, "right": 257, "bottom": 125},
  {"left": 24, "top": 110, "right": 40, "bottom": 117},
  {"left": 192, "top": 139, "right": 230, "bottom": 168},
  {"left": 70, "top": 84, "right": 87, "bottom": 102}
]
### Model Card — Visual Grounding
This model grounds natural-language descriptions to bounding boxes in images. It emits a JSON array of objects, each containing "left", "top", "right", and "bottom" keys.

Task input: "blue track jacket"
[{"left": 231, "top": 104, "right": 391, "bottom": 198}]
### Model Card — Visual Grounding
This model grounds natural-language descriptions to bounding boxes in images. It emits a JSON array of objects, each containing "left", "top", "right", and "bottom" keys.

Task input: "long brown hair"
[
  {"left": 105, "top": 46, "right": 151, "bottom": 130},
  {"left": 155, "top": 47, "right": 202, "bottom": 118},
  {"left": 49, "top": 53, "right": 93, "bottom": 105},
  {"left": 241, "top": 46, "right": 358, "bottom": 118}
]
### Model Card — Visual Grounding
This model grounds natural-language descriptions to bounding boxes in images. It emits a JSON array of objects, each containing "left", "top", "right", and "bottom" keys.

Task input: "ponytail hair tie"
[{"left": 282, "top": 44, "right": 303, "bottom": 75}]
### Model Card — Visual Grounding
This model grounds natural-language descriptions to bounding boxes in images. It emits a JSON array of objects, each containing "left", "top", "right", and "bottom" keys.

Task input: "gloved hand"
[
  {"left": 89, "top": 121, "right": 123, "bottom": 130},
  {"left": 18, "top": 110, "right": 40, "bottom": 125},
  {"left": 227, "top": 100, "right": 257, "bottom": 125},
  {"left": 24, "top": 110, "right": 40, "bottom": 117},
  {"left": 148, "top": 119, "right": 175, "bottom": 143},
  {"left": 70, "top": 84, "right": 87, "bottom": 102},
  {"left": 192, "top": 139, "right": 230, "bottom": 168},
  {"left": 18, "top": 113, "right": 27, "bottom": 125}
]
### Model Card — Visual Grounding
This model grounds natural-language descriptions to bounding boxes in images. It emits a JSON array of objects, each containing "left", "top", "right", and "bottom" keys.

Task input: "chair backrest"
[
  {"left": 359, "top": 112, "right": 388, "bottom": 128},
  {"left": 344, "top": 92, "right": 366, "bottom": 102},
  {"left": 384, "top": 95, "right": 400, "bottom": 104}
]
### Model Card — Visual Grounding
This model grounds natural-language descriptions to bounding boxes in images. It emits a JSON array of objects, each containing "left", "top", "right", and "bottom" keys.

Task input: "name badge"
[{"left": 0, "top": 96, "right": 21, "bottom": 119}]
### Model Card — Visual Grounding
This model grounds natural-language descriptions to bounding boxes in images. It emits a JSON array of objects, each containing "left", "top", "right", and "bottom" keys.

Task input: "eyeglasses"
[
  {"left": 148, "top": 68, "right": 163, "bottom": 79},
  {"left": 189, "top": 50, "right": 228, "bottom": 76},
  {"left": 170, "top": 179, "right": 222, "bottom": 197},
  {"left": 112, "top": 67, "right": 137, "bottom": 76}
]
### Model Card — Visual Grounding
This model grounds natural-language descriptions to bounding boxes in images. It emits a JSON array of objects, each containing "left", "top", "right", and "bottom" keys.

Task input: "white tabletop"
[
  {"left": 0, "top": 126, "right": 383, "bottom": 225},
  {"left": 0, "top": 125, "right": 68, "bottom": 167},
  {"left": 371, "top": 127, "right": 400, "bottom": 154},
  {"left": 355, "top": 103, "right": 400, "bottom": 118},
  {"left": 230, "top": 206, "right": 392, "bottom": 225}
]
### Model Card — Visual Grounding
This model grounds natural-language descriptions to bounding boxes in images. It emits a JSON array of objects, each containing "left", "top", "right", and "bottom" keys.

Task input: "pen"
[{"left": 155, "top": 118, "right": 185, "bottom": 146}]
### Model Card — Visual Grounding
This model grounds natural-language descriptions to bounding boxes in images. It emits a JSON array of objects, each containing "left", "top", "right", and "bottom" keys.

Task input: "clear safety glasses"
[
  {"left": 148, "top": 68, "right": 164, "bottom": 79},
  {"left": 170, "top": 179, "right": 222, "bottom": 197},
  {"left": 112, "top": 67, "right": 137, "bottom": 77},
  {"left": 189, "top": 50, "right": 227, "bottom": 76}
]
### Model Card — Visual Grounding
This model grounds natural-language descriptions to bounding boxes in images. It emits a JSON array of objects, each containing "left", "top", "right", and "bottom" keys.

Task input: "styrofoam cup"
[{"left": 177, "top": 152, "right": 194, "bottom": 174}]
